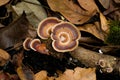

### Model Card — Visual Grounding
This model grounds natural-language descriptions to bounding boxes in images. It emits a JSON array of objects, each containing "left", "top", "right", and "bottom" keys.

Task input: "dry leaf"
[
  {"left": 0, "top": 49, "right": 10, "bottom": 66},
  {"left": 78, "top": 22, "right": 105, "bottom": 41},
  {"left": 56, "top": 67, "right": 96, "bottom": 80},
  {"left": 17, "top": 65, "right": 35, "bottom": 80},
  {"left": 98, "top": 0, "right": 110, "bottom": 9},
  {"left": 12, "top": 0, "right": 47, "bottom": 28},
  {"left": 35, "top": 70, "right": 48, "bottom": 80},
  {"left": 0, "top": 23, "right": 5, "bottom": 28},
  {"left": 0, "top": 71, "right": 11, "bottom": 80},
  {"left": 0, "top": 0, "right": 9, "bottom": 6},
  {"left": 103, "top": 0, "right": 120, "bottom": 21},
  {"left": 74, "top": 67, "right": 96, "bottom": 80},
  {"left": 77, "top": 0, "right": 99, "bottom": 12},
  {"left": 34, "top": 67, "right": 96, "bottom": 80},
  {"left": 0, "top": 12, "right": 33, "bottom": 49},
  {"left": 99, "top": 12, "right": 109, "bottom": 34},
  {"left": 47, "top": 0, "right": 98, "bottom": 24},
  {"left": 56, "top": 69, "right": 74, "bottom": 80},
  {"left": 114, "top": 0, "right": 120, "bottom": 3}
]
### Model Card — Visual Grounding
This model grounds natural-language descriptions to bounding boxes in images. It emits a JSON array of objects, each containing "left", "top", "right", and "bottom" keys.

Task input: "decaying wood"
[{"left": 69, "top": 46, "right": 120, "bottom": 75}]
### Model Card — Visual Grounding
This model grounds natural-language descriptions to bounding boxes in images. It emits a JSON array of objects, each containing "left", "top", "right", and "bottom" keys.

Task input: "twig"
[{"left": 69, "top": 46, "right": 120, "bottom": 75}]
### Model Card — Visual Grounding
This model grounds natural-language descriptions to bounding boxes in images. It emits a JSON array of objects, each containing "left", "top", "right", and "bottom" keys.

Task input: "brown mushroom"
[
  {"left": 30, "top": 39, "right": 49, "bottom": 54},
  {"left": 51, "top": 22, "right": 81, "bottom": 52},
  {"left": 37, "top": 17, "right": 61, "bottom": 39},
  {"left": 23, "top": 37, "right": 33, "bottom": 51}
]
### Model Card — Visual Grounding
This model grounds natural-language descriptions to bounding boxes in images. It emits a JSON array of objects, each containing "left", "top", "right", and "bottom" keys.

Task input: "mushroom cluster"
[
  {"left": 37, "top": 17, "right": 61, "bottom": 39},
  {"left": 23, "top": 37, "right": 49, "bottom": 55},
  {"left": 23, "top": 17, "right": 80, "bottom": 53},
  {"left": 37, "top": 17, "right": 80, "bottom": 52},
  {"left": 51, "top": 22, "right": 80, "bottom": 52}
]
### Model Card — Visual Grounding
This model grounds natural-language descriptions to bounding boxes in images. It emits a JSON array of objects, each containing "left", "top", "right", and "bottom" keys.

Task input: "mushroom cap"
[
  {"left": 0, "top": 0, "right": 9, "bottom": 6},
  {"left": 30, "top": 39, "right": 41, "bottom": 51},
  {"left": 23, "top": 37, "right": 33, "bottom": 51},
  {"left": 37, "top": 17, "right": 61, "bottom": 39},
  {"left": 51, "top": 22, "right": 81, "bottom": 52}
]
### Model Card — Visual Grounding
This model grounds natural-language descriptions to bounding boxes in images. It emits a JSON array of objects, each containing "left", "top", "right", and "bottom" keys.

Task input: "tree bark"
[{"left": 70, "top": 46, "right": 120, "bottom": 75}]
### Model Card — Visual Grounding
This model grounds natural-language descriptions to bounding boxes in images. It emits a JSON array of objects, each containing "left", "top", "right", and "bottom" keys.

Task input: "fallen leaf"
[
  {"left": 78, "top": 22, "right": 105, "bottom": 41},
  {"left": 12, "top": 0, "right": 47, "bottom": 28},
  {"left": 98, "top": 0, "right": 110, "bottom": 9},
  {"left": 0, "top": 23, "right": 5, "bottom": 28},
  {"left": 114, "top": 0, "right": 120, "bottom": 4},
  {"left": 34, "top": 67, "right": 96, "bottom": 80},
  {"left": 56, "top": 67, "right": 96, "bottom": 80},
  {"left": 47, "top": 0, "right": 98, "bottom": 24},
  {"left": 0, "top": 49, "right": 10, "bottom": 66},
  {"left": 74, "top": 67, "right": 96, "bottom": 80},
  {"left": 0, "top": 0, "right": 9, "bottom": 6},
  {"left": 56, "top": 69, "right": 74, "bottom": 80},
  {"left": 35, "top": 70, "right": 48, "bottom": 80},
  {"left": 0, "top": 12, "right": 33, "bottom": 49},
  {"left": 103, "top": 0, "right": 120, "bottom": 21},
  {"left": 77, "top": 0, "right": 99, "bottom": 12},
  {"left": 0, "top": 71, "right": 10, "bottom": 80},
  {"left": 17, "top": 65, "right": 35, "bottom": 80},
  {"left": 99, "top": 12, "right": 109, "bottom": 34}
]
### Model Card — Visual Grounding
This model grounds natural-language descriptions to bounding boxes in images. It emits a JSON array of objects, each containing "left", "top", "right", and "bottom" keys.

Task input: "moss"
[{"left": 105, "top": 20, "right": 120, "bottom": 45}]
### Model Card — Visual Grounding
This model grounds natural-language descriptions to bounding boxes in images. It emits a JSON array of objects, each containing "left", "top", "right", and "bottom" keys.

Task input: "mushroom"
[
  {"left": 37, "top": 17, "right": 61, "bottom": 39},
  {"left": 30, "top": 39, "right": 49, "bottom": 54},
  {"left": 51, "top": 22, "right": 81, "bottom": 52},
  {"left": 23, "top": 37, "right": 33, "bottom": 51}
]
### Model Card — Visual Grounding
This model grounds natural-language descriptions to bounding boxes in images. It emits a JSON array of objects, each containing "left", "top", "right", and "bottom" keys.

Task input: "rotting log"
[{"left": 69, "top": 46, "right": 120, "bottom": 75}]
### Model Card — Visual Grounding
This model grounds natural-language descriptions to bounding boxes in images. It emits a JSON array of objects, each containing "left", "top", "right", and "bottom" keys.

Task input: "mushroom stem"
[{"left": 30, "top": 39, "right": 49, "bottom": 55}]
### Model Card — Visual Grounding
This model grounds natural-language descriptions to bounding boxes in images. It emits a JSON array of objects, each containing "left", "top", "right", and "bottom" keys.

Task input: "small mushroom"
[
  {"left": 30, "top": 39, "right": 49, "bottom": 54},
  {"left": 51, "top": 22, "right": 81, "bottom": 52},
  {"left": 37, "top": 17, "right": 61, "bottom": 39},
  {"left": 23, "top": 37, "right": 33, "bottom": 51}
]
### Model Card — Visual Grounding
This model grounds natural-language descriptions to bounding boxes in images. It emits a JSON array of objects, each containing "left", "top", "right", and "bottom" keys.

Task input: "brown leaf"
[
  {"left": 56, "top": 67, "right": 96, "bottom": 80},
  {"left": 17, "top": 65, "right": 35, "bottom": 80},
  {"left": 114, "top": 0, "right": 120, "bottom": 4},
  {"left": 99, "top": 12, "right": 109, "bottom": 34},
  {"left": 0, "top": 23, "right": 5, "bottom": 28},
  {"left": 35, "top": 70, "right": 48, "bottom": 80},
  {"left": 74, "top": 67, "right": 96, "bottom": 80},
  {"left": 0, "top": 71, "right": 11, "bottom": 80},
  {"left": 12, "top": 50, "right": 24, "bottom": 67},
  {"left": 12, "top": 0, "right": 47, "bottom": 28},
  {"left": 0, "top": 49, "right": 10, "bottom": 66},
  {"left": 47, "top": 0, "right": 98, "bottom": 24},
  {"left": 0, "top": 12, "right": 34, "bottom": 49},
  {"left": 0, "top": 0, "right": 9, "bottom": 6},
  {"left": 34, "top": 67, "right": 96, "bottom": 80},
  {"left": 103, "top": 0, "right": 120, "bottom": 21},
  {"left": 78, "top": 22, "right": 106, "bottom": 41},
  {"left": 77, "top": 0, "right": 99, "bottom": 12},
  {"left": 98, "top": 0, "right": 110, "bottom": 9}
]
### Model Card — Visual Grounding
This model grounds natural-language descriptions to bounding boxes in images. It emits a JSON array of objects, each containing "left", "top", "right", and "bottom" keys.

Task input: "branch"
[{"left": 69, "top": 46, "right": 120, "bottom": 75}]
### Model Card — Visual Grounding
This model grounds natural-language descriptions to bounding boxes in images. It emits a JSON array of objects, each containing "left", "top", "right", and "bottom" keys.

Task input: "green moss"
[{"left": 105, "top": 20, "right": 120, "bottom": 45}]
